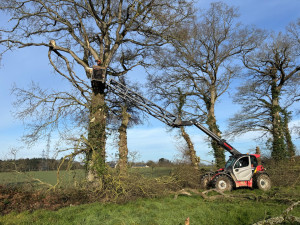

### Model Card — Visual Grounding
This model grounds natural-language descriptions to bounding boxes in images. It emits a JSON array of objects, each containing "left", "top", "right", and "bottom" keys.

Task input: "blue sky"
[{"left": 0, "top": 0, "right": 300, "bottom": 162}]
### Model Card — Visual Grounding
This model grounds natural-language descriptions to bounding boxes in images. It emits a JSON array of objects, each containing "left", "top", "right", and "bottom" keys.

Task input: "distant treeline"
[{"left": 0, "top": 158, "right": 84, "bottom": 172}]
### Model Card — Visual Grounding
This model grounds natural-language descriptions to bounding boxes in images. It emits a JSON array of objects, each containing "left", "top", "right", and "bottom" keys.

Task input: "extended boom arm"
[{"left": 106, "top": 79, "right": 241, "bottom": 155}]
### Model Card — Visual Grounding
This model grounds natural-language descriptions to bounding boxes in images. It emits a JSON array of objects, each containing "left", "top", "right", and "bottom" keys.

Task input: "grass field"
[
  {"left": 130, "top": 167, "right": 173, "bottom": 178},
  {"left": 0, "top": 167, "right": 173, "bottom": 188},
  {"left": 1, "top": 168, "right": 300, "bottom": 224},
  {"left": 1, "top": 192, "right": 299, "bottom": 225},
  {"left": 0, "top": 170, "right": 86, "bottom": 188}
]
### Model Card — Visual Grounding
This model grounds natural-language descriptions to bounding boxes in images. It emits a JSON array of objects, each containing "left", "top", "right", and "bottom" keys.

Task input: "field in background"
[
  {"left": 0, "top": 167, "right": 174, "bottom": 188},
  {"left": 0, "top": 170, "right": 86, "bottom": 188},
  {"left": 130, "top": 167, "right": 173, "bottom": 178},
  {"left": 1, "top": 157, "right": 298, "bottom": 188}
]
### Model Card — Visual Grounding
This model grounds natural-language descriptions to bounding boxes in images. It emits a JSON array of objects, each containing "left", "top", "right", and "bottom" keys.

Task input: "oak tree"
[
  {"left": 148, "top": 2, "right": 262, "bottom": 167},
  {"left": 0, "top": 0, "right": 192, "bottom": 184},
  {"left": 229, "top": 31, "right": 300, "bottom": 160}
]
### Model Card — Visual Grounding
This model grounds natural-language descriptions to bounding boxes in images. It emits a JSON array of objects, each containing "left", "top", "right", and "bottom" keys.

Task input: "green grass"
[
  {"left": 129, "top": 167, "right": 173, "bottom": 178},
  {"left": 1, "top": 168, "right": 300, "bottom": 224},
  {"left": 0, "top": 170, "right": 85, "bottom": 188},
  {"left": 1, "top": 195, "right": 299, "bottom": 225},
  {"left": 0, "top": 167, "right": 172, "bottom": 188}
]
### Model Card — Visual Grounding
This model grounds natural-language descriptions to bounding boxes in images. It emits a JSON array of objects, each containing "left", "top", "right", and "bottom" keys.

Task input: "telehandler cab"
[{"left": 92, "top": 75, "right": 271, "bottom": 192}]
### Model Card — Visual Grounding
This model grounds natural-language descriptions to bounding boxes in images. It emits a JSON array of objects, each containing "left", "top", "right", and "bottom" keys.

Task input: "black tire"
[
  {"left": 200, "top": 173, "right": 213, "bottom": 189},
  {"left": 255, "top": 174, "right": 271, "bottom": 191},
  {"left": 213, "top": 175, "right": 233, "bottom": 192}
]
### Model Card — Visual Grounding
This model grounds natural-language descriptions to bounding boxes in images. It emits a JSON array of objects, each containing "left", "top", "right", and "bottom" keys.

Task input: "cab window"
[
  {"left": 225, "top": 156, "right": 236, "bottom": 169},
  {"left": 234, "top": 156, "right": 249, "bottom": 169},
  {"left": 250, "top": 155, "right": 258, "bottom": 167}
]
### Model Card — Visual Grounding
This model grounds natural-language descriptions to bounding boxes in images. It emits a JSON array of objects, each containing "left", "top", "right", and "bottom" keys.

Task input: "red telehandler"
[
  {"left": 199, "top": 154, "right": 271, "bottom": 192},
  {"left": 175, "top": 119, "right": 271, "bottom": 192},
  {"left": 94, "top": 76, "right": 271, "bottom": 192}
]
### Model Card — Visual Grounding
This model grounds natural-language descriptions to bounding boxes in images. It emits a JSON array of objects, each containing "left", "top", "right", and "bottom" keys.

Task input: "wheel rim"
[
  {"left": 260, "top": 178, "right": 268, "bottom": 188},
  {"left": 218, "top": 180, "right": 227, "bottom": 190}
]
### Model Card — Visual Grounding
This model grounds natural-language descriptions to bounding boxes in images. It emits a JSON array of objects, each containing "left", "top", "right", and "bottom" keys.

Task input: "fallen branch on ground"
[
  {"left": 252, "top": 201, "right": 300, "bottom": 225},
  {"left": 201, "top": 189, "right": 259, "bottom": 201},
  {"left": 173, "top": 188, "right": 200, "bottom": 199},
  {"left": 173, "top": 188, "right": 298, "bottom": 205}
]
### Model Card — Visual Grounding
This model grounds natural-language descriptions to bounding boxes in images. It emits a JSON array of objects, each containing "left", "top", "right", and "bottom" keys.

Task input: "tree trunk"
[
  {"left": 207, "top": 115, "right": 225, "bottom": 168},
  {"left": 271, "top": 84, "right": 286, "bottom": 160},
  {"left": 117, "top": 105, "right": 131, "bottom": 176},
  {"left": 87, "top": 81, "right": 107, "bottom": 184},
  {"left": 205, "top": 88, "right": 225, "bottom": 168},
  {"left": 177, "top": 89, "right": 200, "bottom": 170},
  {"left": 255, "top": 146, "right": 262, "bottom": 165},
  {"left": 282, "top": 110, "right": 296, "bottom": 161},
  {"left": 180, "top": 126, "right": 200, "bottom": 170}
]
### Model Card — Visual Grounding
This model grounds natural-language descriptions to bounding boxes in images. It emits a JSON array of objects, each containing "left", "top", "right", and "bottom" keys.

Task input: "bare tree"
[
  {"left": 0, "top": 0, "right": 192, "bottom": 184},
  {"left": 107, "top": 78, "right": 145, "bottom": 175},
  {"left": 128, "top": 150, "right": 140, "bottom": 167},
  {"left": 148, "top": 2, "right": 263, "bottom": 167},
  {"left": 229, "top": 31, "right": 300, "bottom": 160},
  {"left": 288, "top": 19, "right": 300, "bottom": 139},
  {"left": 146, "top": 63, "right": 201, "bottom": 169},
  {"left": 116, "top": 104, "right": 130, "bottom": 175},
  {"left": 174, "top": 89, "right": 200, "bottom": 170}
]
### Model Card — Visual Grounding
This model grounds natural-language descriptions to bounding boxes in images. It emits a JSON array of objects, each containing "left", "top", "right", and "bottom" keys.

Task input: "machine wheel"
[
  {"left": 213, "top": 175, "right": 233, "bottom": 192},
  {"left": 200, "top": 173, "right": 213, "bottom": 189},
  {"left": 255, "top": 174, "right": 271, "bottom": 191}
]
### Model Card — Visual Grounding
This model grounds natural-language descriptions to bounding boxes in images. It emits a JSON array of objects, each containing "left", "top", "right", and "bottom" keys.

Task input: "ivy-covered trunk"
[
  {"left": 177, "top": 89, "right": 200, "bottom": 170},
  {"left": 205, "top": 87, "right": 225, "bottom": 168},
  {"left": 180, "top": 126, "right": 200, "bottom": 170},
  {"left": 207, "top": 114, "right": 225, "bottom": 168},
  {"left": 87, "top": 82, "right": 107, "bottom": 184},
  {"left": 270, "top": 83, "right": 286, "bottom": 161},
  {"left": 282, "top": 110, "right": 296, "bottom": 161},
  {"left": 117, "top": 105, "right": 130, "bottom": 176}
]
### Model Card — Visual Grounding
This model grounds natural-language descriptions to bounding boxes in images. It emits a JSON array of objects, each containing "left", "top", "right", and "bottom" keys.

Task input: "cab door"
[{"left": 233, "top": 156, "right": 252, "bottom": 181}]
